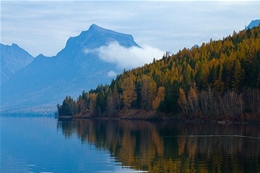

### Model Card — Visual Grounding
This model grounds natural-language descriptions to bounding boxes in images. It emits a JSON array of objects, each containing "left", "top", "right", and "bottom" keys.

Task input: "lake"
[{"left": 1, "top": 115, "right": 260, "bottom": 173}]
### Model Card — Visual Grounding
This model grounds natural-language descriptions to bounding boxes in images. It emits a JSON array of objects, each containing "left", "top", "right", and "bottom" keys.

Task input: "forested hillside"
[{"left": 57, "top": 25, "right": 260, "bottom": 121}]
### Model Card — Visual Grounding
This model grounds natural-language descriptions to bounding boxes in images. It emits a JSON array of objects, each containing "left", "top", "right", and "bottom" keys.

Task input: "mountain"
[
  {"left": 57, "top": 24, "right": 139, "bottom": 58},
  {"left": 1, "top": 43, "right": 34, "bottom": 84},
  {"left": 57, "top": 25, "right": 260, "bottom": 120},
  {"left": 246, "top": 19, "right": 260, "bottom": 30},
  {"left": 1, "top": 24, "right": 140, "bottom": 113}
]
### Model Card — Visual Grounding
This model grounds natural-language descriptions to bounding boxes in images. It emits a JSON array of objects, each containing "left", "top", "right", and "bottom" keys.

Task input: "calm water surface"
[{"left": 1, "top": 115, "right": 260, "bottom": 173}]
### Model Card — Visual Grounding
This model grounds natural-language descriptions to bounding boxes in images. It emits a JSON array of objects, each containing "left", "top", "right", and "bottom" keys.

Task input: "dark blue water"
[
  {"left": 1, "top": 115, "right": 260, "bottom": 173},
  {"left": 1, "top": 116, "right": 139, "bottom": 173}
]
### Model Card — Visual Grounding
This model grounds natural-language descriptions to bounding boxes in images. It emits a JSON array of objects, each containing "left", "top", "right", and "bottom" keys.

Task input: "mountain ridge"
[
  {"left": 57, "top": 24, "right": 139, "bottom": 58},
  {"left": 246, "top": 19, "right": 260, "bottom": 30},
  {"left": 1, "top": 24, "right": 140, "bottom": 113},
  {"left": 1, "top": 43, "right": 34, "bottom": 84}
]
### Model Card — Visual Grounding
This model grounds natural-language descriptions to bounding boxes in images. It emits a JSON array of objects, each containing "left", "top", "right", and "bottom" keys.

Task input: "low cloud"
[
  {"left": 96, "top": 41, "right": 164, "bottom": 69},
  {"left": 107, "top": 70, "right": 118, "bottom": 77}
]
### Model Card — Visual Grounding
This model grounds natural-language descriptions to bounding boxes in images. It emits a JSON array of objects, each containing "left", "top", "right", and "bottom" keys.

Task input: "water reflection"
[{"left": 57, "top": 119, "right": 260, "bottom": 173}]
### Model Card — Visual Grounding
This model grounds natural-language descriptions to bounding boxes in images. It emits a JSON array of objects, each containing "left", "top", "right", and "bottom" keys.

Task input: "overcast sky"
[{"left": 1, "top": 1, "right": 260, "bottom": 57}]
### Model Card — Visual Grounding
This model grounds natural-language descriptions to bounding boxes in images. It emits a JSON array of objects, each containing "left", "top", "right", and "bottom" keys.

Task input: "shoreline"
[
  {"left": 57, "top": 115, "right": 260, "bottom": 125},
  {"left": 57, "top": 109, "right": 260, "bottom": 125}
]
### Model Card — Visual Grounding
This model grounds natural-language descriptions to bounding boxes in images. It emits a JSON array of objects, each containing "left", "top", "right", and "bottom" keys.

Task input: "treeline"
[{"left": 57, "top": 25, "right": 260, "bottom": 120}]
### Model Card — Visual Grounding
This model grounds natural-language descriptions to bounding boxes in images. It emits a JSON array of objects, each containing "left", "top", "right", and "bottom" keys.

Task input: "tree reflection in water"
[{"left": 57, "top": 119, "right": 260, "bottom": 173}]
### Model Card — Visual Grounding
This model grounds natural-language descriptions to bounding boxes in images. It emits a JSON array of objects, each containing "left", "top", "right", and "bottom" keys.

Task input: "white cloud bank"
[{"left": 96, "top": 41, "right": 164, "bottom": 69}]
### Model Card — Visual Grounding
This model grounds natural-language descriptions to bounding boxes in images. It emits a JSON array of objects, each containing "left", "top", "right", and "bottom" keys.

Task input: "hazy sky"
[{"left": 1, "top": 1, "right": 260, "bottom": 57}]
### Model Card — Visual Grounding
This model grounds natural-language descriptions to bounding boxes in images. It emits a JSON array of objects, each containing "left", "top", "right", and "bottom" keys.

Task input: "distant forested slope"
[{"left": 58, "top": 25, "right": 260, "bottom": 121}]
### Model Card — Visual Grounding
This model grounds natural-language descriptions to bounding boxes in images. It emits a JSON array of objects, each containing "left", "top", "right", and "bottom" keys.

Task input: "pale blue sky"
[{"left": 1, "top": 1, "right": 259, "bottom": 57}]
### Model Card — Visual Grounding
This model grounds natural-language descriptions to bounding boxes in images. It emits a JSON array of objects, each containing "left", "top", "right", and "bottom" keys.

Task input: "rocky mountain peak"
[{"left": 57, "top": 24, "right": 139, "bottom": 57}]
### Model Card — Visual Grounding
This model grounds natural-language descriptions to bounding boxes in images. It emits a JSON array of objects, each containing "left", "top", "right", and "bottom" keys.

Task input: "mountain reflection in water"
[{"left": 57, "top": 119, "right": 260, "bottom": 173}]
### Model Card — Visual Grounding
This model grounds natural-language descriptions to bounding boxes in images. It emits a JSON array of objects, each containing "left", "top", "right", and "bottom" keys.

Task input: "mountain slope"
[
  {"left": 57, "top": 24, "right": 139, "bottom": 58},
  {"left": 57, "top": 25, "right": 260, "bottom": 120},
  {"left": 1, "top": 24, "right": 140, "bottom": 112},
  {"left": 1, "top": 43, "right": 34, "bottom": 84},
  {"left": 246, "top": 19, "right": 260, "bottom": 30}
]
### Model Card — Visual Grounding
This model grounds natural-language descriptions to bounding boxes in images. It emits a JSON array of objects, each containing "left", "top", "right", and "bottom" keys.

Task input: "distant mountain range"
[
  {"left": 1, "top": 24, "right": 140, "bottom": 113},
  {"left": 1, "top": 21, "right": 259, "bottom": 113},
  {"left": 1, "top": 43, "right": 34, "bottom": 84},
  {"left": 246, "top": 20, "right": 260, "bottom": 30}
]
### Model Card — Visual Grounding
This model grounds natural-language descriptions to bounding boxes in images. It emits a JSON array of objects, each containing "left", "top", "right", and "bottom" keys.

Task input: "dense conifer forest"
[{"left": 57, "top": 25, "right": 260, "bottom": 121}]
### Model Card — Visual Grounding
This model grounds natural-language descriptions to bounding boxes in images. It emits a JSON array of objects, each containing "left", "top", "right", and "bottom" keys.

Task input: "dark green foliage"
[
  {"left": 96, "top": 91, "right": 107, "bottom": 114},
  {"left": 57, "top": 96, "right": 76, "bottom": 116},
  {"left": 157, "top": 81, "right": 180, "bottom": 114}
]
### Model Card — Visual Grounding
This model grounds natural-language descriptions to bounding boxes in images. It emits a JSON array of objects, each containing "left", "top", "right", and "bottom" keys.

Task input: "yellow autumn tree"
[
  {"left": 232, "top": 59, "right": 245, "bottom": 92},
  {"left": 121, "top": 77, "right": 137, "bottom": 109},
  {"left": 178, "top": 87, "right": 188, "bottom": 115},
  {"left": 187, "top": 86, "right": 199, "bottom": 116},
  {"left": 88, "top": 93, "right": 97, "bottom": 115},
  {"left": 152, "top": 86, "right": 165, "bottom": 111},
  {"left": 140, "top": 75, "right": 157, "bottom": 110}
]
